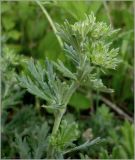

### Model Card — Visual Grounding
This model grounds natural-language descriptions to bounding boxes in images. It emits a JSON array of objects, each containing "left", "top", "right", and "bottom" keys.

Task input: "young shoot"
[{"left": 18, "top": 12, "right": 121, "bottom": 159}]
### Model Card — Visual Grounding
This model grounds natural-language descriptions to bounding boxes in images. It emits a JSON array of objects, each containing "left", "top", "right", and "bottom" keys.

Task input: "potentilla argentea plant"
[{"left": 18, "top": 12, "right": 121, "bottom": 159}]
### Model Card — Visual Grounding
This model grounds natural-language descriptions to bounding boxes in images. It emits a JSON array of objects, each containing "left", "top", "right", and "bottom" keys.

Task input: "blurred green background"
[{"left": 1, "top": 1, "right": 134, "bottom": 159}]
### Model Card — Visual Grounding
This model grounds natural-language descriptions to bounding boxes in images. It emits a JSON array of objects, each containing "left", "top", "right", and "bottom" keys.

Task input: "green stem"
[
  {"left": 52, "top": 108, "right": 66, "bottom": 135},
  {"left": 47, "top": 109, "right": 65, "bottom": 158},
  {"left": 47, "top": 82, "right": 78, "bottom": 158},
  {"left": 47, "top": 109, "right": 66, "bottom": 158},
  {"left": 35, "top": 0, "right": 63, "bottom": 48}
]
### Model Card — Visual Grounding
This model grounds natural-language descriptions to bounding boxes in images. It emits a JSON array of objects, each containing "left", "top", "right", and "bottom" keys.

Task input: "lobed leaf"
[{"left": 53, "top": 60, "right": 77, "bottom": 80}]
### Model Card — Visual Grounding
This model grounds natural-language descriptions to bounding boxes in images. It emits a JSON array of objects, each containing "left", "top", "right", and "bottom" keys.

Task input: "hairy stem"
[
  {"left": 47, "top": 82, "right": 79, "bottom": 158},
  {"left": 47, "top": 109, "right": 66, "bottom": 158},
  {"left": 52, "top": 108, "right": 66, "bottom": 135},
  {"left": 52, "top": 82, "right": 78, "bottom": 135}
]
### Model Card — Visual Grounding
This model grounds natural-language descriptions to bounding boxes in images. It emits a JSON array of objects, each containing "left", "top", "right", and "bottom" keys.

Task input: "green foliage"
[
  {"left": 50, "top": 121, "right": 101, "bottom": 158},
  {"left": 1, "top": 105, "right": 47, "bottom": 158},
  {"left": 56, "top": 12, "right": 121, "bottom": 93},
  {"left": 2, "top": 0, "right": 133, "bottom": 109},
  {"left": 56, "top": 12, "right": 120, "bottom": 70},
  {"left": 51, "top": 120, "right": 79, "bottom": 152},
  {"left": 14, "top": 133, "right": 31, "bottom": 159},
  {"left": 90, "top": 104, "right": 114, "bottom": 137},
  {"left": 83, "top": 105, "right": 134, "bottom": 159},
  {"left": 99, "top": 121, "right": 134, "bottom": 159},
  {"left": 53, "top": 59, "right": 76, "bottom": 80},
  {"left": 1, "top": 46, "right": 27, "bottom": 141},
  {"left": 1, "top": 1, "right": 133, "bottom": 159},
  {"left": 3, "top": 106, "right": 42, "bottom": 134},
  {"left": 119, "top": 121, "right": 134, "bottom": 158},
  {"left": 14, "top": 122, "right": 49, "bottom": 159},
  {"left": 64, "top": 137, "right": 101, "bottom": 155},
  {"left": 18, "top": 59, "right": 72, "bottom": 110},
  {"left": 18, "top": 12, "right": 120, "bottom": 113},
  {"left": 18, "top": 12, "right": 119, "bottom": 158},
  {"left": 1, "top": 46, "right": 26, "bottom": 109},
  {"left": 90, "top": 41, "right": 121, "bottom": 69}
]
